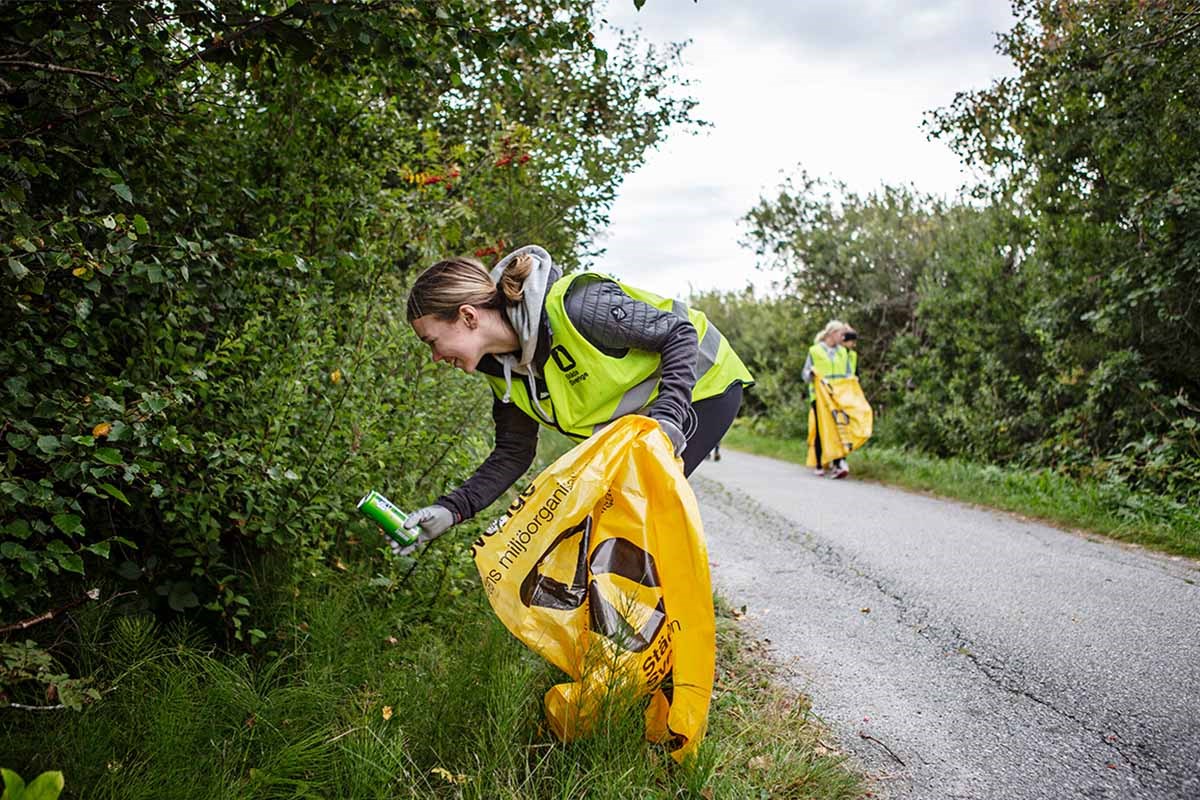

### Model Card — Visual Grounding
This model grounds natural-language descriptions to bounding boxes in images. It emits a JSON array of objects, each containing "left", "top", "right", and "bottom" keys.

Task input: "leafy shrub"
[{"left": 1, "top": 0, "right": 698, "bottom": 703}]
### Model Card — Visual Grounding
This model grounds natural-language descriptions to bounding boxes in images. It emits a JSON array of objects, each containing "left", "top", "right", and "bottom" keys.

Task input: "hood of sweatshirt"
[{"left": 488, "top": 245, "right": 560, "bottom": 418}]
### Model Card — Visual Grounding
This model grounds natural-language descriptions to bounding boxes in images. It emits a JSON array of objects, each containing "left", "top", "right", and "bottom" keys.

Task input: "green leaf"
[
  {"left": 52, "top": 514, "right": 83, "bottom": 535},
  {"left": 6, "top": 432, "right": 32, "bottom": 450},
  {"left": 168, "top": 582, "right": 199, "bottom": 611},
  {"left": 36, "top": 435, "right": 61, "bottom": 454},
  {"left": 84, "top": 541, "right": 111, "bottom": 559},
  {"left": 98, "top": 482, "right": 130, "bottom": 505},
  {"left": 2, "top": 520, "right": 31, "bottom": 540},
  {"left": 1, "top": 541, "right": 31, "bottom": 559},
  {"left": 2, "top": 768, "right": 28, "bottom": 797},
  {"left": 94, "top": 447, "right": 123, "bottom": 465},
  {"left": 132, "top": 214, "right": 149, "bottom": 235},
  {"left": 110, "top": 183, "right": 133, "bottom": 202},
  {"left": 8, "top": 257, "right": 30, "bottom": 279},
  {"left": 24, "top": 769, "right": 65, "bottom": 800},
  {"left": 71, "top": 435, "right": 96, "bottom": 446},
  {"left": 58, "top": 552, "right": 85, "bottom": 574}
]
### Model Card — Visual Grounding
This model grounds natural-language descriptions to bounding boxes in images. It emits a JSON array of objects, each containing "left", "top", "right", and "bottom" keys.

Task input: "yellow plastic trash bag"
[
  {"left": 471, "top": 415, "right": 714, "bottom": 763},
  {"left": 807, "top": 375, "right": 873, "bottom": 468}
]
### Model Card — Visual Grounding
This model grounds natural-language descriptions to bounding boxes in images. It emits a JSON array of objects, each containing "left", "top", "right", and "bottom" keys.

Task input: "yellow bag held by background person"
[
  {"left": 471, "top": 415, "right": 714, "bottom": 763},
  {"left": 807, "top": 375, "right": 873, "bottom": 467}
]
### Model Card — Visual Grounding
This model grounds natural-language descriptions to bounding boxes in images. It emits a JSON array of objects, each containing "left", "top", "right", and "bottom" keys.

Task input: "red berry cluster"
[
  {"left": 494, "top": 136, "right": 532, "bottom": 168},
  {"left": 474, "top": 238, "right": 507, "bottom": 260},
  {"left": 405, "top": 166, "right": 461, "bottom": 190}
]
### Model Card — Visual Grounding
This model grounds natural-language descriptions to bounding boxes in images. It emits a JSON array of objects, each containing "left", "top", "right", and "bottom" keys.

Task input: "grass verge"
[
  {"left": 2, "top": 568, "right": 864, "bottom": 799},
  {"left": 722, "top": 427, "right": 1200, "bottom": 560}
]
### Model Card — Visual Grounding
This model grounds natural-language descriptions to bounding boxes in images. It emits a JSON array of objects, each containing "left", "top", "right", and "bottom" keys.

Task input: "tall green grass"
[
  {"left": 2, "top": 567, "right": 864, "bottom": 799},
  {"left": 724, "top": 428, "right": 1200, "bottom": 559}
]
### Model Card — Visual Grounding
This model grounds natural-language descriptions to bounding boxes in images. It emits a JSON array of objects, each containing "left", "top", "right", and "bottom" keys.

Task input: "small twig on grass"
[
  {"left": 5, "top": 702, "right": 67, "bottom": 711},
  {"left": 325, "top": 725, "right": 365, "bottom": 744}
]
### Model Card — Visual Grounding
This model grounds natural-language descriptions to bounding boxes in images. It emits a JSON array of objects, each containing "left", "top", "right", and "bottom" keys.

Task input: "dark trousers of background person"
[
  {"left": 810, "top": 399, "right": 822, "bottom": 467},
  {"left": 681, "top": 382, "right": 743, "bottom": 477}
]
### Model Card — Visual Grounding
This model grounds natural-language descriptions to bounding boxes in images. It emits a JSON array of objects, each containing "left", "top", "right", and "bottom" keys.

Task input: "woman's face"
[{"left": 411, "top": 311, "right": 486, "bottom": 373}]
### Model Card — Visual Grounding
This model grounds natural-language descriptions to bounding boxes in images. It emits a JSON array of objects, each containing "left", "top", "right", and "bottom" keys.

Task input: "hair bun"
[{"left": 499, "top": 253, "right": 533, "bottom": 303}]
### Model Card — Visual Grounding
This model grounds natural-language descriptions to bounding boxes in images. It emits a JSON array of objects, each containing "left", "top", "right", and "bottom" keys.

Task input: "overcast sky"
[{"left": 590, "top": 0, "right": 1018, "bottom": 297}]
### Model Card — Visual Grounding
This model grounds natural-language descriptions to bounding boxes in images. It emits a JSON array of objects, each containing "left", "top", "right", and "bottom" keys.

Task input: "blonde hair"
[
  {"left": 814, "top": 319, "right": 846, "bottom": 344},
  {"left": 405, "top": 252, "right": 533, "bottom": 321}
]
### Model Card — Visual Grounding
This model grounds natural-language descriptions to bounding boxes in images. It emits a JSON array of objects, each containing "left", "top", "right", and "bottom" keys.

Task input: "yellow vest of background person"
[
  {"left": 807, "top": 342, "right": 853, "bottom": 399},
  {"left": 483, "top": 273, "right": 754, "bottom": 439}
]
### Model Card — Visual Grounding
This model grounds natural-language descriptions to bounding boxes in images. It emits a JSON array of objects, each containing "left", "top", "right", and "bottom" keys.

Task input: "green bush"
[
  {"left": 1, "top": 0, "right": 698, "bottom": 705},
  {"left": 725, "top": 2, "right": 1200, "bottom": 501}
]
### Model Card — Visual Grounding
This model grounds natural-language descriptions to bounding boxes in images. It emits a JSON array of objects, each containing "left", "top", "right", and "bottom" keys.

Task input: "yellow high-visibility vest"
[
  {"left": 807, "top": 343, "right": 853, "bottom": 399},
  {"left": 484, "top": 273, "right": 754, "bottom": 439}
]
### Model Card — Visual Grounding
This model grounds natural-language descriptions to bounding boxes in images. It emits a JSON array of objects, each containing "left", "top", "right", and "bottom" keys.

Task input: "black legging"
[
  {"left": 811, "top": 399, "right": 822, "bottom": 467},
  {"left": 682, "top": 382, "right": 744, "bottom": 476}
]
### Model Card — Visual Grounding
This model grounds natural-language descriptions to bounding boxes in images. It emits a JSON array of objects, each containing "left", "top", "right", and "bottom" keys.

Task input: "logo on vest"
[
  {"left": 551, "top": 345, "right": 577, "bottom": 372},
  {"left": 551, "top": 344, "right": 589, "bottom": 386}
]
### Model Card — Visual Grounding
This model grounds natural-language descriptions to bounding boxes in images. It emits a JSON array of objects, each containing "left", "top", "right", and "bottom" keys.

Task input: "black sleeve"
[
  {"left": 436, "top": 394, "right": 539, "bottom": 521},
  {"left": 562, "top": 278, "right": 698, "bottom": 435}
]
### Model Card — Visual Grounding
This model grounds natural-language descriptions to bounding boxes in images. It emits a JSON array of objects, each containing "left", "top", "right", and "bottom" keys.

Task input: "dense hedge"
[{"left": 0, "top": 0, "right": 696, "bottom": 707}]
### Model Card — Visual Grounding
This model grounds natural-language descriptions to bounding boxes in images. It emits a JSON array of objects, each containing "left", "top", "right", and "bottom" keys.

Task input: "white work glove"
[
  {"left": 391, "top": 504, "right": 456, "bottom": 556},
  {"left": 654, "top": 417, "right": 687, "bottom": 458}
]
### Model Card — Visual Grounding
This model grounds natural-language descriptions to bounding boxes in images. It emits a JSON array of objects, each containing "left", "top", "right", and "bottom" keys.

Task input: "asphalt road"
[{"left": 691, "top": 449, "right": 1200, "bottom": 800}]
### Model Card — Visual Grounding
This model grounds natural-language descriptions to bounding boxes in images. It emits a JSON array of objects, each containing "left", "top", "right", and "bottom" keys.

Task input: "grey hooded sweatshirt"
[{"left": 436, "top": 247, "right": 700, "bottom": 522}]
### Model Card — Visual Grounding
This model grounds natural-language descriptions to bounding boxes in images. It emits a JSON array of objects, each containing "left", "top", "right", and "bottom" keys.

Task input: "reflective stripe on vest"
[
  {"left": 485, "top": 273, "right": 753, "bottom": 439},
  {"left": 607, "top": 299, "right": 724, "bottom": 427}
]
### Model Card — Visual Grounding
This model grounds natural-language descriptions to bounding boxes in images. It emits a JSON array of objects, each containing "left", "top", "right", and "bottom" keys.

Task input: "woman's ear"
[{"left": 459, "top": 304, "right": 478, "bottom": 330}]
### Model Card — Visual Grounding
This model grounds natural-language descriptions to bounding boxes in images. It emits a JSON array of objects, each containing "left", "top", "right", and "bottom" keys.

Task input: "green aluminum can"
[{"left": 357, "top": 490, "right": 417, "bottom": 547}]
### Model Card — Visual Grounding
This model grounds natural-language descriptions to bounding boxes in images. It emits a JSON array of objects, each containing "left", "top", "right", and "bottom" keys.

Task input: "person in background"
[
  {"left": 801, "top": 320, "right": 852, "bottom": 478},
  {"left": 398, "top": 245, "right": 754, "bottom": 552},
  {"left": 841, "top": 325, "right": 859, "bottom": 376}
]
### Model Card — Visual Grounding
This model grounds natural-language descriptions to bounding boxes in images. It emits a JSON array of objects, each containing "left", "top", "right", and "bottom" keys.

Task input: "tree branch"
[
  {"left": 0, "top": 588, "right": 100, "bottom": 637},
  {"left": 0, "top": 60, "right": 120, "bottom": 82},
  {"left": 173, "top": 4, "right": 303, "bottom": 73}
]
